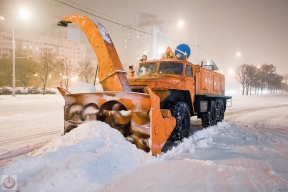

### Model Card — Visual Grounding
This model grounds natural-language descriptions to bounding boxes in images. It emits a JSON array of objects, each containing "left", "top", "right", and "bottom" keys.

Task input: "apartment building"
[
  {"left": 121, "top": 12, "right": 168, "bottom": 70},
  {"left": 0, "top": 31, "right": 86, "bottom": 65}
]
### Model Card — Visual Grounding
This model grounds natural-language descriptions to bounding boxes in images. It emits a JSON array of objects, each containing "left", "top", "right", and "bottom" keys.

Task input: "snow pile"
[
  {"left": 1, "top": 121, "right": 150, "bottom": 192},
  {"left": 193, "top": 121, "right": 228, "bottom": 144},
  {"left": 33, "top": 121, "right": 144, "bottom": 156},
  {"left": 0, "top": 119, "right": 230, "bottom": 191},
  {"left": 68, "top": 81, "right": 97, "bottom": 93},
  {"left": 161, "top": 137, "right": 195, "bottom": 158},
  {"left": 157, "top": 122, "right": 230, "bottom": 160}
]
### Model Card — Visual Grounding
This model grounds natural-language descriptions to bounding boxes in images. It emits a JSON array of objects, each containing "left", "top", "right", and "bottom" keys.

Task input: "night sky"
[{"left": 1, "top": 0, "right": 288, "bottom": 74}]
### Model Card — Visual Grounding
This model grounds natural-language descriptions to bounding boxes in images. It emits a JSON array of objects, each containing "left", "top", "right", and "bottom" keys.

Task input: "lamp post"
[
  {"left": 191, "top": 25, "right": 198, "bottom": 63},
  {"left": 178, "top": 20, "right": 198, "bottom": 63},
  {"left": 1, "top": 8, "right": 31, "bottom": 97},
  {"left": 12, "top": 26, "right": 15, "bottom": 96},
  {"left": 59, "top": 74, "right": 63, "bottom": 88}
]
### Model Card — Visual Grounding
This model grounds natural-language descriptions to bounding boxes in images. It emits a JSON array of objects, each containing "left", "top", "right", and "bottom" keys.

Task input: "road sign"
[{"left": 175, "top": 44, "right": 191, "bottom": 58}]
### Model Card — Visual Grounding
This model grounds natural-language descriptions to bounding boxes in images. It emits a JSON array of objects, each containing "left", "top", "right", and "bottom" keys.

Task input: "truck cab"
[{"left": 128, "top": 51, "right": 231, "bottom": 130}]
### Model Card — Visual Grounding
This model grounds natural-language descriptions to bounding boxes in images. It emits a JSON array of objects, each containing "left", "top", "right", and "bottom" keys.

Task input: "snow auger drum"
[
  {"left": 57, "top": 14, "right": 176, "bottom": 156},
  {"left": 58, "top": 87, "right": 176, "bottom": 156}
]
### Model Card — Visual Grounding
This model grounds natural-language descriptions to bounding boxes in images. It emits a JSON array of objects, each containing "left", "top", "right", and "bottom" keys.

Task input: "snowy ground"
[{"left": 0, "top": 91, "right": 288, "bottom": 191}]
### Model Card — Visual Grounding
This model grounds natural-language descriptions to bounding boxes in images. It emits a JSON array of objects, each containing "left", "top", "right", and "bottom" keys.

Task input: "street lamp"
[
  {"left": 1, "top": 8, "right": 31, "bottom": 97},
  {"left": 178, "top": 20, "right": 184, "bottom": 27},
  {"left": 178, "top": 20, "right": 198, "bottom": 63},
  {"left": 191, "top": 25, "right": 198, "bottom": 63},
  {"left": 19, "top": 8, "right": 30, "bottom": 20},
  {"left": 59, "top": 74, "right": 63, "bottom": 88}
]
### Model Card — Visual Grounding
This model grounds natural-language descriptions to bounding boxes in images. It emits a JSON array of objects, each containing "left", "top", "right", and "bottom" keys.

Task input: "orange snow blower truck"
[{"left": 57, "top": 14, "right": 232, "bottom": 156}]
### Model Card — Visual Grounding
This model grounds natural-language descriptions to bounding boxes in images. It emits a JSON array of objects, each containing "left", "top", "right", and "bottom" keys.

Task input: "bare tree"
[
  {"left": 0, "top": 58, "right": 12, "bottom": 86},
  {"left": 269, "top": 74, "right": 282, "bottom": 93},
  {"left": 283, "top": 73, "right": 288, "bottom": 85},
  {"left": 252, "top": 68, "right": 261, "bottom": 94},
  {"left": 16, "top": 58, "right": 39, "bottom": 87},
  {"left": 235, "top": 64, "right": 249, "bottom": 95},
  {"left": 258, "top": 64, "right": 276, "bottom": 94},
  {"left": 34, "top": 48, "right": 56, "bottom": 94},
  {"left": 282, "top": 74, "right": 288, "bottom": 92},
  {"left": 245, "top": 64, "right": 257, "bottom": 95},
  {"left": 56, "top": 58, "right": 75, "bottom": 90},
  {"left": 235, "top": 63, "right": 286, "bottom": 94},
  {"left": 77, "top": 60, "right": 95, "bottom": 83}
]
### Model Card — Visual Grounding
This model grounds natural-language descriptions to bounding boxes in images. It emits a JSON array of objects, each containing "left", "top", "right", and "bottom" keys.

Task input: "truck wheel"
[
  {"left": 201, "top": 100, "right": 217, "bottom": 128},
  {"left": 215, "top": 99, "right": 224, "bottom": 122},
  {"left": 169, "top": 102, "right": 191, "bottom": 141}
]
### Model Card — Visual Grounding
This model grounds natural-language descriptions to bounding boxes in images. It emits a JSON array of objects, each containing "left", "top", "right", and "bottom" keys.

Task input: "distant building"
[
  {"left": 44, "top": 22, "right": 98, "bottom": 66},
  {"left": 0, "top": 31, "right": 86, "bottom": 65},
  {"left": 43, "top": 23, "right": 97, "bottom": 66},
  {"left": 45, "top": 24, "right": 81, "bottom": 43},
  {"left": 121, "top": 12, "right": 168, "bottom": 70}
]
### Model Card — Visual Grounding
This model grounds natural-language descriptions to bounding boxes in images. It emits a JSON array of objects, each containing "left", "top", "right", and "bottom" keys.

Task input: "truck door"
[{"left": 185, "top": 64, "right": 195, "bottom": 102}]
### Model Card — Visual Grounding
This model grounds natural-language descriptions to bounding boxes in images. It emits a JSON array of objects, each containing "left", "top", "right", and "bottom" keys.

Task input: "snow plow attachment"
[
  {"left": 58, "top": 86, "right": 176, "bottom": 156},
  {"left": 57, "top": 14, "right": 176, "bottom": 156}
]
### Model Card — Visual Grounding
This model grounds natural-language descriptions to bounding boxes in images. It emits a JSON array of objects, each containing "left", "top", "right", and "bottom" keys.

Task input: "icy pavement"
[{"left": 0, "top": 93, "right": 288, "bottom": 191}]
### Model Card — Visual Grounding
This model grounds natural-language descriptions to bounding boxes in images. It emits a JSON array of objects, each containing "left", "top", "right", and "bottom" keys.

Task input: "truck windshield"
[
  {"left": 159, "top": 62, "right": 183, "bottom": 75},
  {"left": 138, "top": 63, "right": 157, "bottom": 75}
]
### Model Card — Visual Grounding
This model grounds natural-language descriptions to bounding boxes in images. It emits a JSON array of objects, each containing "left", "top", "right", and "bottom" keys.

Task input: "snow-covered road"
[
  {"left": 100, "top": 96, "right": 288, "bottom": 192},
  {"left": 0, "top": 93, "right": 288, "bottom": 191},
  {"left": 0, "top": 95, "right": 63, "bottom": 163}
]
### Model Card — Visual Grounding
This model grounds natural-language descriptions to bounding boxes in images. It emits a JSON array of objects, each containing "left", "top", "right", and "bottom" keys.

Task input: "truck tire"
[
  {"left": 201, "top": 100, "right": 217, "bottom": 128},
  {"left": 215, "top": 99, "right": 224, "bottom": 122},
  {"left": 169, "top": 102, "right": 191, "bottom": 141}
]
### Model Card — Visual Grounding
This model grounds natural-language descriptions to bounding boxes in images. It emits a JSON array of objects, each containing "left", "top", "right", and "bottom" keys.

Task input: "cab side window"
[{"left": 186, "top": 65, "right": 193, "bottom": 77}]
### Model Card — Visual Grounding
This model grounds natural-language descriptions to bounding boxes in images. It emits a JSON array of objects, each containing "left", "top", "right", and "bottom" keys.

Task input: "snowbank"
[
  {"left": 68, "top": 81, "right": 98, "bottom": 93},
  {"left": 157, "top": 122, "right": 229, "bottom": 160},
  {"left": 1, "top": 120, "right": 229, "bottom": 191},
  {"left": 227, "top": 93, "right": 288, "bottom": 110},
  {"left": 1, "top": 121, "right": 150, "bottom": 191}
]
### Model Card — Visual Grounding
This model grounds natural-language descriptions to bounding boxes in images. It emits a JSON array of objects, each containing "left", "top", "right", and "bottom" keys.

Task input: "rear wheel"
[
  {"left": 169, "top": 102, "right": 191, "bottom": 141},
  {"left": 201, "top": 100, "right": 217, "bottom": 128}
]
